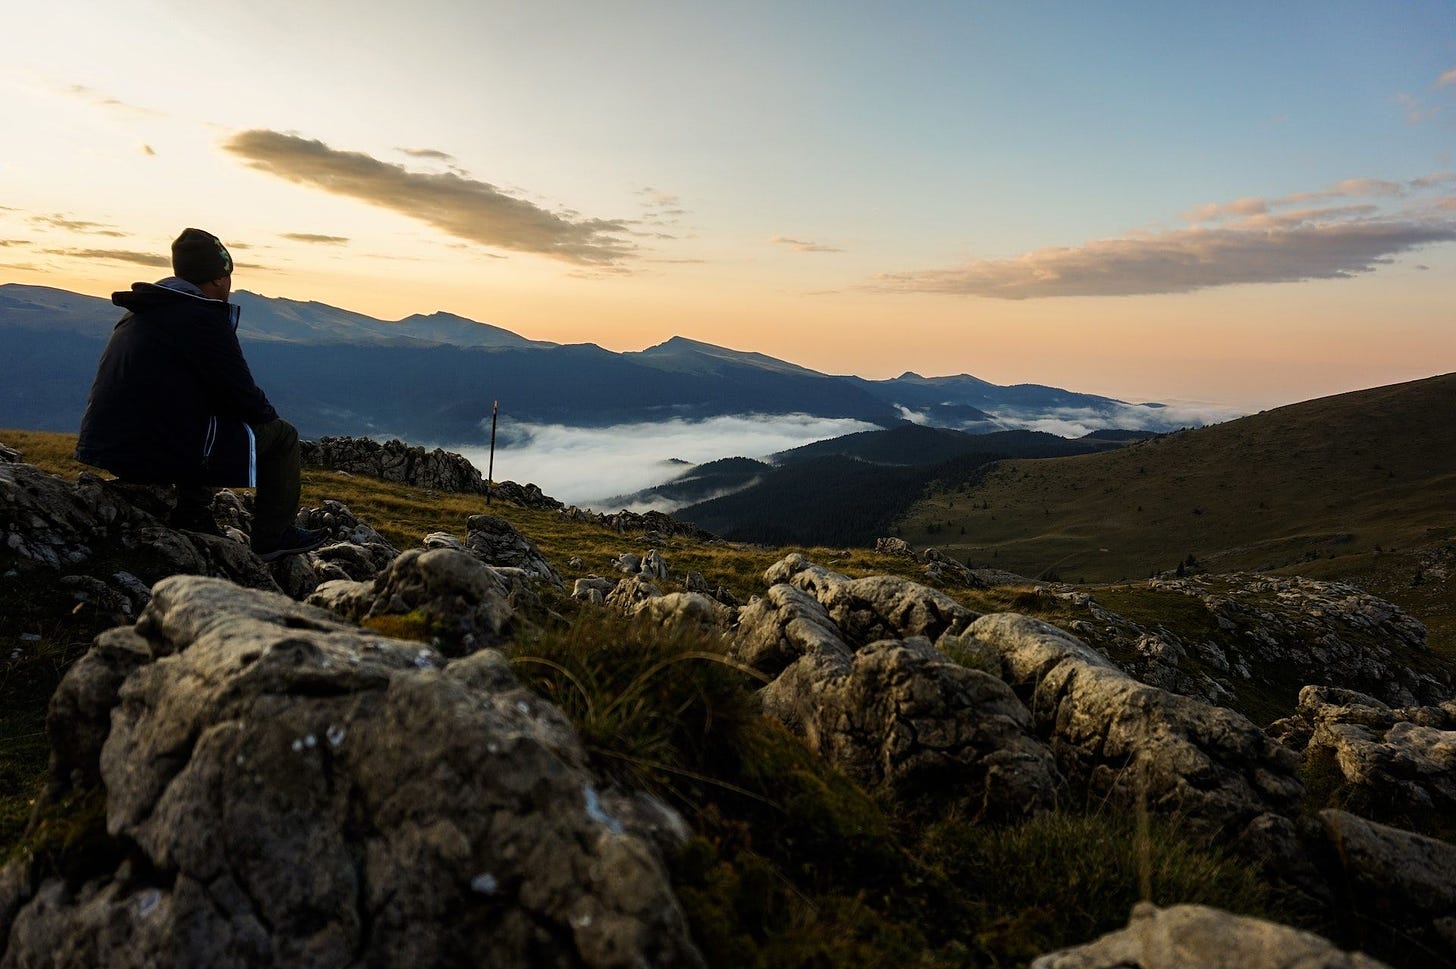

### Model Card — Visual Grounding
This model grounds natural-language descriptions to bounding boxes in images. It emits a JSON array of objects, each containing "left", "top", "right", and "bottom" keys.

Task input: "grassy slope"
[
  {"left": 7, "top": 427, "right": 1453, "bottom": 965},
  {"left": 899, "top": 374, "right": 1456, "bottom": 656}
]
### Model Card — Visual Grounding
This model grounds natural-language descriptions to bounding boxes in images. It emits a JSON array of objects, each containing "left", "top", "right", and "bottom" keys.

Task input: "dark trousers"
[{"left": 175, "top": 418, "right": 300, "bottom": 544}]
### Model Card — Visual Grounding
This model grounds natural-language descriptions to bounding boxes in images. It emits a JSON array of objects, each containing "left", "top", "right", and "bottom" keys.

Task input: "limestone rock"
[
  {"left": 465, "top": 514, "right": 563, "bottom": 588},
  {"left": 640, "top": 549, "right": 668, "bottom": 581},
  {"left": 302, "top": 435, "right": 487, "bottom": 494},
  {"left": 1, "top": 576, "right": 702, "bottom": 968},
  {"left": 1320, "top": 809, "right": 1456, "bottom": 961},
  {"left": 757, "top": 634, "right": 1061, "bottom": 821},
  {"left": 732, "top": 583, "right": 851, "bottom": 678},
  {"left": 307, "top": 547, "right": 515, "bottom": 656},
  {"left": 875, "top": 537, "right": 915, "bottom": 559},
  {"left": 42, "top": 627, "right": 154, "bottom": 800},
  {"left": 971, "top": 612, "right": 1305, "bottom": 843},
  {"left": 1064, "top": 574, "right": 1450, "bottom": 713},
  {"left": 1, "top": 465, "right": 279, "bottom": 602},
  {"left": 632, "top": 591, "right": 735, "bottom": 631},
  {"left": 561, "top": 506, "right": 710, "bottom": 540},
  {"left": 764, "top": 553, "right": 979, "bottom": 646},
  {"left": 922, "top": 547, "right": 983, "bottom": 587},
  {"left": 605, "top": 575, "right": 662, "bottom": 613},
  {"left": 1275, "top": 686, "right": 1456, "bottom": 827},
  {"left": 572, "top": 576, "right": 617, "bottom": 605},
  {"left": 422, "top": 531, "right": 467, "bottom": 552},
  {"left": 1031, "top": 902, "right": 1391, "bottom": 969},
  {"left": 487, "top": 480, "right": 565, "bottom": 511}
]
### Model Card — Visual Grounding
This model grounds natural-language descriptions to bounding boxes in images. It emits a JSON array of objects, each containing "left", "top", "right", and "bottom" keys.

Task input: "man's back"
[{"left": 77, "top": 279, "right": 276, "bottom": 484}]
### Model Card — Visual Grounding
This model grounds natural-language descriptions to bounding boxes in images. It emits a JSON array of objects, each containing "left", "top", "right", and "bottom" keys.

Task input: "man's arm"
[{"left": 191, "top": 316, "right": 280, "bottom": 426}]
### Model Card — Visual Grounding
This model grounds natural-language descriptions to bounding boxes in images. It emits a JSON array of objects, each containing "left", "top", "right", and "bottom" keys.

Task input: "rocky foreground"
[{"left": 1, "top": 443, "right": 1454, "bottom": 968}]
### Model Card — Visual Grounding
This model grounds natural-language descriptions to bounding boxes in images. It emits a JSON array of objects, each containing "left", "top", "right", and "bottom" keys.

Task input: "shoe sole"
[{"left": 254, "top": 540, "right": 327, "bottom": 563}]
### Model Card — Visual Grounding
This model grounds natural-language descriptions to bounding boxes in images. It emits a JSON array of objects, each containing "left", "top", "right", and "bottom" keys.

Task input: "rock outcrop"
[
  {"left": 1320, "top": 810, "right": 1456, "bottom": 961},
  {"left": 1270, "top": 686, "right": 1456, "bottom": 828},
  {"left": 302, "top": 435, "right": 488, "bottom": 494},
  {"left": 765, "top": 553, "right": 978, "bottom": 645},
  {"left": 308, "top": 547, "right": 518, "bottom": 656},
  {"left": 967, "top": 612, "right": 1305, "bottom": 845},
  {"left": 2, "top": 465, "right": 276, "bottom": 620},
  {"left": 1, "top": 576, "right": 702, "bottom": 968},
  {"left": 463, "top": 515, "right": 564, "bottom": 589},
  {"left": 1058, "top": 574, "right": 1449, "bottom": 713},
  {"left": 301, "top": 436, "right": 565, "bottom": 510},
  {"left": 1031, "top": 902, "right": 1391, "bottom": 969},
  {"left": 559, "top": 506, "right": 713, "bottom": 541},
  {"left": 735, "top": 556, "right": 1059, "bottom": 820}
]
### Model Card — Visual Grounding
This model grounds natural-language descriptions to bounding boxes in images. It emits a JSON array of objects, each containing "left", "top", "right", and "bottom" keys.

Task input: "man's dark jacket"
[{"left": 76, "top": 279, "right": 278, "bottom": 484}]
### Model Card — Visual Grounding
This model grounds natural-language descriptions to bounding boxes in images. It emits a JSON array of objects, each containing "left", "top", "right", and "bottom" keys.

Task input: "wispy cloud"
[
  {"left": 397, "top": 146, "right": 455, "bottom": 162},
  {"left": 281, "top": 232, "right": 349, "bottom": 245},
  {"left": 875, "top": 175, "right": 1456, "bottom": 299},
  {"left": 1395, "top": 66, "right": 1456, "bottom": 123},
  {"left": 635, "top": 187, "right": 689, "bottom": 236},
  {"left": 770, "top": 235, "right": 844, "bottom": 254},
  {"left": 29, "top": 214, "right": 125, "bottom": 236},
  {"left": 61, "top": 84, "right": 168, "bottom": 119},
  {"left": 223, "top": 130, "right": 635, "bottom": 266},
  {"left": 0, "top": 239, "right": 31, "bottom": 247},
  {"left": 43, "top": 248, "right": 169, "bottom": 268}
]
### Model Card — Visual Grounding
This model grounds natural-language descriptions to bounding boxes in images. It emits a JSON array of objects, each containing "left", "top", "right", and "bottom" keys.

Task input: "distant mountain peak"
[{"left": 633, "top": 335, "right": 826, "bottom": 378}]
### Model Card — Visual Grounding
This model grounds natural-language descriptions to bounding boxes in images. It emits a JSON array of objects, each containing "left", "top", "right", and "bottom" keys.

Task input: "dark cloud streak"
[{"left": 225, "top": 130, "right": 634, "bottom": 266}]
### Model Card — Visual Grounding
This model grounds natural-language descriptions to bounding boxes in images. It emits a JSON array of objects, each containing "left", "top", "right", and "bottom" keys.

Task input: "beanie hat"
[{"left": 171, "top": 228, "right": 233, "bottom": 284}]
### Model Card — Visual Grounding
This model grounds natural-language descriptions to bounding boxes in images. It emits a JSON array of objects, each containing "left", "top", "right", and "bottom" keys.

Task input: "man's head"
[{"left": 172, "top": 228, "right": 233, "bottom": 299}]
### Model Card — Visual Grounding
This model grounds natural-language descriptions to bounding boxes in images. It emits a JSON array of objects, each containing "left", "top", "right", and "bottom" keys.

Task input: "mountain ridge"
[{"left": 0, "top": 282, "right": 1200, "bottom": 442}]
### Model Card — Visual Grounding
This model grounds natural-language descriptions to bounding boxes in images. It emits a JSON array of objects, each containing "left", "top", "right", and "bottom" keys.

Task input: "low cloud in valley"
[{"left": 455, "top": 414, "right": 878, "bottom": 508}]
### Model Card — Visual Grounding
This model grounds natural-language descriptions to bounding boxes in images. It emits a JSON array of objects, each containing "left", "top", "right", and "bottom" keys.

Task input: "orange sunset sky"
[{"left": 4, "top": 1, "right": 1454, "bottom": 412}]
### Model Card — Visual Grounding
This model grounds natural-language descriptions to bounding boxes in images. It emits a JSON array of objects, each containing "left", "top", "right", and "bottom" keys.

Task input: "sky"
[{"left": 3, "top": 0, "right": 1454, "bottom": 411}]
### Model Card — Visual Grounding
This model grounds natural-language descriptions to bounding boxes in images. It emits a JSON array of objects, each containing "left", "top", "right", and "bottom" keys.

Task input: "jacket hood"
[{"left": 112, "top": 278, "right": 241, "bottom": 329}]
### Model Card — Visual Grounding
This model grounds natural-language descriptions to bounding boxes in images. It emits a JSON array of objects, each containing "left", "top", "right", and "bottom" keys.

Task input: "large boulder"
[
  {"left": 1271, "top": 687, "right": 1456, "bottom": 829},
  {"left": 735, "top": 561, "right": 1058, "bottom": 821},
  {"left": 757, "top": 634, "right": 1061, "bottom": 821},
  {"left": 1, "top": 464, "right": 279, "bottom": 618},
  {"left": 732, "top": 583, "right": 851, "bottom": 678},
  {"left": 307, "top": 547, "right": 516, "bottom": 656},
  {"left": 764, "top": 553, "right": 978, "bottom": 646},
  {"left": 969, "top": 613, "right": 1305, "bottom": 847},
  {"left": 0, "top": 576, "right": 702, "bottom": 968},
  {"left": 1319, "top": 809, "right": 1456, "bottom": 960},
  {"left": 1031, "top": 902, "right": 1391, "bottom": 969},
  {"left": 465, "top": 515, "right": 564, "bottom": 589}
]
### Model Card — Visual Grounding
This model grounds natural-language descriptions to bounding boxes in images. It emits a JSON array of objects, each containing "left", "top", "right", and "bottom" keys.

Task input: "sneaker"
[{"left": 252, "top": 526, "right": 330, "bottom": 563}]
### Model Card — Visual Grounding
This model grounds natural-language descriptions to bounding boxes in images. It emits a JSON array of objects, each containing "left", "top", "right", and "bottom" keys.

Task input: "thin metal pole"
[{"left": 486, "top": 400, "right": 499, "bottom": 506}]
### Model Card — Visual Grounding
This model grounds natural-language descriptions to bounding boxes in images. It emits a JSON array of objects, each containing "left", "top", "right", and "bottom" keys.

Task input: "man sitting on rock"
[{"left": 76, "top": 228, "right": 328, "bottom": 562}]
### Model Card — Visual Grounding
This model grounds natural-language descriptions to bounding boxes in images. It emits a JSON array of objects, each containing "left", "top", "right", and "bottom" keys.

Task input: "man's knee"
[{"left": 255, "top": 418, "right": 298, "bottom": 454}]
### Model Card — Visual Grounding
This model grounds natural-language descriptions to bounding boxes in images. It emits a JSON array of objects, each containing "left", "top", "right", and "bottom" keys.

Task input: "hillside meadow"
[
  {"left": 3, "top": 424, "right": 1450, "bottom": 967},
  {"left": 0, "top": 428, "right": 1293, "bottom": 966},
  {"left": 898, "top": 374, "right": 1456, "bottom": 658}
]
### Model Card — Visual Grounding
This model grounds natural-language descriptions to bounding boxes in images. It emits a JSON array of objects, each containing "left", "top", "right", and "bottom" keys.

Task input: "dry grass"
[{"left": 898, "top": 374, "right": 1456, "bottom": 657}]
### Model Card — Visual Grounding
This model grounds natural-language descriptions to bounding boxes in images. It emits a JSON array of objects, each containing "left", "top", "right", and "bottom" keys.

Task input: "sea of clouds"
[
  {"left": 453, "top": 400, "right": 1247, "bottom": 510},
  {"left": 455, "top": 413, "right": 879, "bottom": 509}
]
